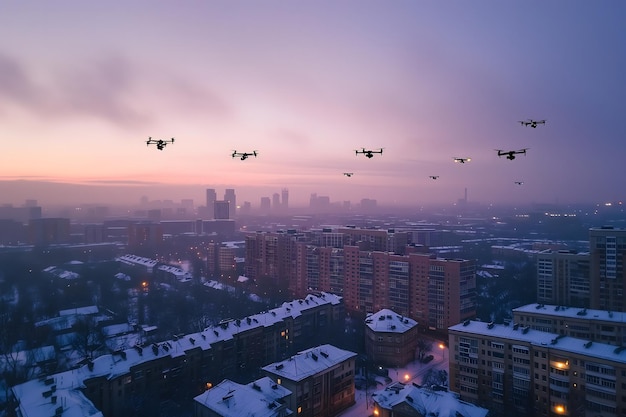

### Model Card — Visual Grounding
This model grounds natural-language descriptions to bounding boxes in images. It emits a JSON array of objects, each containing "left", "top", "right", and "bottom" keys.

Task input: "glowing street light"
[{"left": 439, "top": 343, "right": 446, "bottom": 361}]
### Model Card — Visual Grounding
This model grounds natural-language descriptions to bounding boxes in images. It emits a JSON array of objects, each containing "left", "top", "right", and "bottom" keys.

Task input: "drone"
[
  {"left": 343, "top": 173, "right": 354, "bottom": 177},
  {"left": 429, "top": 175, "right": 439, "bottom": 180},
  {"left": 519, "top": 119, "right": 546, "bottom": 128},
  {"left": 146, "top": 137, "right": 174, "bottom": 150},
  {"left": 453, "top": 157, "right": 471, "bottom": 164},
  {"left": 232, "top": 150, "right": 258, "bottom": 160},
  {"left": 496, "top": 148, "right": 528, "bottom": 160},
  {"left": 514, "top": 181, "right": 524, "bottom": 185},
  {"left": 355, "top": 148, "right": 383, "bottom": 158}
]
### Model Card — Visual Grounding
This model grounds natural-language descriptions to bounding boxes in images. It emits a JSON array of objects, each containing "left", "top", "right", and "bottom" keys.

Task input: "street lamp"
[{"left": 439, "top": 343, "right": 446, "bottom": 361}]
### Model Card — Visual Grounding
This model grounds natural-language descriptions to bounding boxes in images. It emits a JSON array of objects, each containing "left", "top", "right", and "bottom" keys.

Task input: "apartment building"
[
  {"left": 449, "top": 320, "right": 626, "bottom": 417},
  {"left": 364, "top": 309, "right": 419, "bottom": 368},
  {"left": 262, "top": 344, "right": 356, "bottom": 417},
  {"left": 589, "top": 226, "right": 626, "bottom": 312},
  {"left": 193, "top": 377, "right": 292, "bottom": 417},
  {"left": 512, "top": 303, "right": 626, "bottom": 346},
  {"left": 372, "top": 382, "right": 489, "bottom": 417},
  {"left": 536, "top": 250, "right": 590, "bottom": 308},
  {"left": 11, "top": 293, "right": 343, "bottom": 417}
]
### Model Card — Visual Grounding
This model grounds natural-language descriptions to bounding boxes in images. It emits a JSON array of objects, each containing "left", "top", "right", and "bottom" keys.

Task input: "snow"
[
  {"left": 262, "top": 345, "right": 357, "bottom": 382},
  {"left": 365, "top": 309, "right": 418, "bottom": 333}
]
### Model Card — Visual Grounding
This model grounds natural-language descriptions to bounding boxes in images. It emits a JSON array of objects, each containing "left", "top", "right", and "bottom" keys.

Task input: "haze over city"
[{"left": 1, "top": 1, "right": 625, "bottom": 208}]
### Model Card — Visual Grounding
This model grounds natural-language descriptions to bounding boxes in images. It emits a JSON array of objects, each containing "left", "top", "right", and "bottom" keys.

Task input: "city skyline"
[{"left": 1, "top": 2, "right": 625, "bottom": 207}]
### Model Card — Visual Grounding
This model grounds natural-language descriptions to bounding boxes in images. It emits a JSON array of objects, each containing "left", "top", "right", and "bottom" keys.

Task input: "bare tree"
[
  {"left": 416, "top": 337, "right": 432, "bottom": 361},
  {"left": 70, "top": 316, "right": 106, "bottom": 360}
]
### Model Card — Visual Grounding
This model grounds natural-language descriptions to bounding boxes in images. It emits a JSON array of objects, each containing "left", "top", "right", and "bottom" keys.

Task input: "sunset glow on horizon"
[{"left": 1, "top": 1, "right": 625, "bottom": 208}]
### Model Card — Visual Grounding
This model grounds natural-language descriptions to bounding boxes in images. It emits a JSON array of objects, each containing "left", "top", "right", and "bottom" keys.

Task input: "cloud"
[{"left": 0, "top": 53, "right": 48, "bottom": 110}]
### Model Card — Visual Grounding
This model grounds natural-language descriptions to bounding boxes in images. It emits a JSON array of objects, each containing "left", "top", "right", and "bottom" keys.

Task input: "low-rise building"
[
  {"left": 193, "top": 377, "right": 292, "bottom": 417},
  {"left": 262, "top": 344, "right": 356, "bottom": 417},
  {"left": 365, "top": 309, "right": 418, "bottom": 368},
  {"left": 372, "top": 382, "right": 489, "bottom": 417}
]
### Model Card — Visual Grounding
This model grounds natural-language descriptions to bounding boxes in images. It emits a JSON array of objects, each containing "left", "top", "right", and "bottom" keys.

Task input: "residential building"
[
  {"left": 512, "top": 303, "right": 626, "bottom": 346},
  {"left": 245, "top": 230, "right": 476, "bottom": 332},
  {"left": 193, "top": 377, "right": 292, "bottom": 417},
  {"left": 12, "top": 293, "right": 343, "bottom": 417},
  {"left": 365, "top": 309, "right": 419, "bottom": 368},
  {"left": 589, "top": 226, "right": 626, "bottom": 312},
  {"left": 449, "top": 320, "right": 626, "bottom": 417},
  {"left": 262, "top": 344, "right": 357, "bottom": 417},
  {"left": 537, "top": 250, "right": 590, "bottom": 308},
  {"left": 372, "top": 382, "right": 489, "bottom": 417}
]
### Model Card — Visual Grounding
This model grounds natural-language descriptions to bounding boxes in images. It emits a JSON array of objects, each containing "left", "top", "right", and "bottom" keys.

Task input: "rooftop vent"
[
  {"left": 577, "top": 309, "right": 587, "bottom": 316},
  {"left": 276, "top": 364, "right": 284, "bottom": 370},
  {"left": 487, "top": 322, "right": 495, "bottom": 329},
  {"left": 311, "top": 353, "right": 318, "bottom": 361},
  {"left": 584, "top": 341, "right": 593, "bottom": 348},
  {"left": 320, "top": 351, "right": 329, "bottom": 358},
  {"left": 462, "top": 320, "right": 470, "bottom": 326},
  {"left": 522, "top": 326, "right": 529, "bottom": 334}
]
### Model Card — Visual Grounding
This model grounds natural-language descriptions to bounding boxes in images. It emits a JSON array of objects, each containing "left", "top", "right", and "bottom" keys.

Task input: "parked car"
[{"left": 421, "top": 354, "right": 434, "bottom": 363}]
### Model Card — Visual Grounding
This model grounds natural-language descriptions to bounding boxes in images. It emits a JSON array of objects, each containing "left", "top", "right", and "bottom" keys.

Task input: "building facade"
[
  {"left": 364, "top": 309, "right": 419, "bottom": 368},
  {"left": 589, "top": 227, "right": 626, "bottom": 312},
  {"left": 262, "top": 344, "right": 356, "bottom": 417},
  {"left": 537, "top": 250, "right": 590, "bottom": 308},
  {"left": 449, "top": 320, "right": 626, "bottom": 417}
]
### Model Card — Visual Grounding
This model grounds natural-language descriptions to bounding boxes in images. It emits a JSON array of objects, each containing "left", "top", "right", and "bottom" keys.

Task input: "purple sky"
[{"left": 1, "top": 1, "right": 625, "bottom": 208}]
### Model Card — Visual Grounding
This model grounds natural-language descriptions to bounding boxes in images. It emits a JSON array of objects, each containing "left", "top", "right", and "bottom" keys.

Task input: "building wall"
[
  {"left": 537, "top": 250, "right": 590, "bottom": 308},
  {"left": 589, "top": 227, "right": 626, "bottom": 312},
  {"left": 449, "top": 323, "right": 626, "bottom": 417}
]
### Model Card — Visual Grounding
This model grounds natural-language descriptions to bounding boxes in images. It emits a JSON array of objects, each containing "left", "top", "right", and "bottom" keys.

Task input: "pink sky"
[{"left": 1, "top": 2, "right": 625, "bottom": 207}]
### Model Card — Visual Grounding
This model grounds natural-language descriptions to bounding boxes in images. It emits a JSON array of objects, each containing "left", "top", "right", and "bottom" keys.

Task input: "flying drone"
[
  {"left": 496, "top": 148, "right": 528, "bottom": 160},
  {"left": 232, "top": 150, "right": 258, "bottom": 160},
  {"left": 518, "top": 119, "right": 546, "bottom": 128},
  {"left": 453, "top": 157, "right": 471, "bottom": 164},
  {"left": 514, "top": 181, "right": 524, "bottom": 185},
  {"left": 355, "top": 148, "right": 383, "bottom": 158},
  {"left": 147, "top": 137, "right": 174, "bottom": 150},
  {"left": 429, "top": 175, "right": 439, "bottom": 180},
  {"left": 343, "top": 173, "right": 354, "bottom": 177}
]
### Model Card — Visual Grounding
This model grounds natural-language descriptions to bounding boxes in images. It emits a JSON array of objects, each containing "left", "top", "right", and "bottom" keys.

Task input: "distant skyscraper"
[
  {"left": 272, "top": 193, "right": 280, "bottom": 211},
  {"left": 260, "top": 197, "right": 271, "bottom": 213},
  {"left": 281, "top": 188, "right": 289, "bottom": 211},
  {"left": 214, "top": 200, "right": 230, "bottom": 220},
  {"left": 206, "top": 189, "right": 216, "bottom": 219},
  {"left": 224, "top": 189, "right": 236, "bottom": 218}
]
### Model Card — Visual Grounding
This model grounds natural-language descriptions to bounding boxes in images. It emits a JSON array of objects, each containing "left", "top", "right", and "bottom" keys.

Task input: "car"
[{"left": 421, "top": 354, "right": 434, "bottom": 363}]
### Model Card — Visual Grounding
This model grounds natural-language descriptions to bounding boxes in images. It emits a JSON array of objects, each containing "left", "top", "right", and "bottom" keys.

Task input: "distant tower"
[
  {"left": 260, "top": 197, "right": 271, "bottom": 213},
  {"left": 214, "top": 200, "right": 230, "bottom": 220},
  {"left": 272, "top": 193, "right": 281, "bottom": 212},
  {"left": 206, "top": 189, "right": 216, "bottom": 219},
  {"left": 281, "top": 188, "right": 289, "bottom": 211},
  {"left": 224, "top": 189, "right": 236, "bottom": 218}
]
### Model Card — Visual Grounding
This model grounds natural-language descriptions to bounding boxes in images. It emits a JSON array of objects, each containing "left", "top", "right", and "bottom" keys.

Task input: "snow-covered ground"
[{"left": 338, "top": 345, "right": 449, "bottom": 417}]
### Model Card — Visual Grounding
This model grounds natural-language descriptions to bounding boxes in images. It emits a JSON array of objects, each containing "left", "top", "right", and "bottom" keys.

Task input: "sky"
[{"left": 1, "top": 1, "right": 625, "bottom": 208}]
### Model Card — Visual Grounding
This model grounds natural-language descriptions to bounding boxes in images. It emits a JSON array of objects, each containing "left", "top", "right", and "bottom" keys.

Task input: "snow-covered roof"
[
  {"left": 373, "top": 382, "right": 489, "bottom": 417},
  {"left": 13, "top": 292, "right": 341, "bottom": 417},
  {"left": 12, "top": 375, "right": 104, "bottom": 417},
  {"left": 262, "top": 344, "right": 356, "bottom": 382},
  {"left": 193, "top": 378, "right": 292, "bottom": 417},
  {"left": 43, "top": 266, "right": 81, "bottom": 280},
  {"left": 513, "top": 303, "right": 626, "bottom": 324},
  {"left": 449, "top": 320, "right": 626, "bottom": 364},
  {"left": 365, "top": 309, "right": 418, "bottom": 333},
  {"left": 116, "top": 254, "right": 158, "bottom": 271},
  {"left": 59, "top": 306, "right": 99, "bottom": 316}
]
